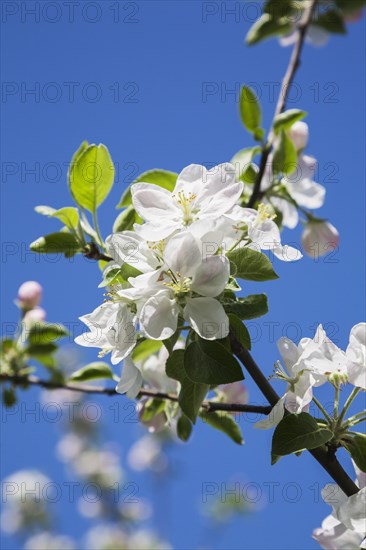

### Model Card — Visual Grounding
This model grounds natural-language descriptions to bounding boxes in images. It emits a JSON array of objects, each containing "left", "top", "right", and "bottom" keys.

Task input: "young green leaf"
[
  {"left": 272, "top": 130, "right": 298, "bottom": 176},
  {"left": 69, "top": 143, "right": 115, "bottom": 212},
  {"left": 51, "top": 207, "right": 80, "bottom": 232},
  {"left": 177, "top": 415, "right": 193, "bottom": 442},
  {"left": 184, "top": 339, "right": 244, "bottom": 385},
  {"left": 113, "top": 206, "right": 138, "bottom": 233},
  {"left": 69, "top": 362, "right": 114, "bottom": 382},
  {"left": 132, "top": 340, "right": 162, "bottom": 364},
  {"left": 117, "top": 169, "right": 178, "bottom": 208},
  {"left": 179, "top": 377, "right": 209, "bottom": 424},
  {"left": 200, "top": 411, "right": 244, "bottom": 445},
  {"left": 273, "top": 109, "right": 307, "bottom": 134},
  {"left": 35, "top": 205, "right": 57, "bottom": 216},
  {"left": 246, "top": 13, "right": 292, "bottom": 45},
  {"left": 140, "top": 398, "right": 166, "bottom": 422},
  {"left": 227, "top": 247, "right": 279, "bottom": 282},
  {"left": 313, "top": 9, "right": 346, "bottom": 34},
  {"left": 28, "top": 323, "right": 69, "bottom": 345},
  {"left": 239, "top": 86, "right": 262, "bottom": 133},
  {"left": 30, "top": 232, "right": 81, "bottom": 256},
  {"left": 272, "top": 413, "right": 333, "bottom": 459}
]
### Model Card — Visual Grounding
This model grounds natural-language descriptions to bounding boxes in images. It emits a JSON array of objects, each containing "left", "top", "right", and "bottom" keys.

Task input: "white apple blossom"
[
  {"left": 302, "top": 220, "right": 340, "bottom": 258},
  {"left": 131, "top": 163, "right": 243, "bottom": 241},
  {"left": 109, "top": 230, "right": 230, "bottom": 341},
  {"left": 75, "top": 302, "right": 136, "bottom": 365},
  {"left": 313, "top": 463, "right": 366, "bottom": 550},
  {"left": 254, "top": 334, "right": 316, "bottom": 429},
  {"left": 346, "top": 323, "right": 366, "bottom": 390}
]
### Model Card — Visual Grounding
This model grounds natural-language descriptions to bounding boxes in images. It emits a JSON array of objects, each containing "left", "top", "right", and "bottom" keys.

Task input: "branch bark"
[
  {"left": 0, "top": 373, "right": 271, "bottom": 415},
  {"left": 247, "top": 0, "right": 318, "bottom": 208}
]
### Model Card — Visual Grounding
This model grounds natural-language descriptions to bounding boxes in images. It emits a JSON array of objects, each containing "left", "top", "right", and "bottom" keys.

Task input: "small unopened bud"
[
  {"left": 329, "top": 372, "right": 348, "bottom": 389},
  {"left": 302, "top": 221, "right": 340, "bottom": 259},
  {"left": 288, "top": 121, "right": 309, "bottom": 151},
  {"left": 17, "top": 281, "right": 42, "bottom": 310},
  {"left": 24, "top": 307, "right": 46, "bottom": 323}
]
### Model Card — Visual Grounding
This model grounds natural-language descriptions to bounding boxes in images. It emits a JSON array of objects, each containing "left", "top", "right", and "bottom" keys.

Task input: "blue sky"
[{"left": 1, "top": 2, "right": 365, "bottom": 549}]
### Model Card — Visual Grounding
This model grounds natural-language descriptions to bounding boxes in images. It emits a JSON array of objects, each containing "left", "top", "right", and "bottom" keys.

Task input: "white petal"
[
  {"left": 139, "top": 290, "right": 179, "bottom": 340},
  {"left": 273, "top": 245, "right": 303, "bottom": 262},
  {"left": 191, "top": 255, "right": 230, "bottom": 297},
  {"left": 174, "top": 164, "right": 208, "bottom": 195},
  {"left": 254, "top": 397, "right": 285, "bottom": 430},
  {"left": 116, "top": 357, "right": 143, "bottom": 398},
  {"left": 164, "top": 231, "right": 202, "bottom": 276},
  {"left": 134, "top": 220, "right": 180, "bottom": 241},
  {"left": 107, "top": 231, "right": 159, "bottom": 272},
  {"left": 131, "top": 183, "right": 180, "bottom": 222},
  {"left": 183, "top": 297, "right": 229, "bottom": 340},
  {"left": 277, "top": 337, "right": 300, "bottom": 372}
]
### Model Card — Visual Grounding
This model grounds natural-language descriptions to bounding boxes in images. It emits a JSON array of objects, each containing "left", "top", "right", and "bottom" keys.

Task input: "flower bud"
[
  {"left": 219, "top": 381, "right": 248, "bottom": 405},
  {"left": 302, "top": 221, "right": 340, "bottom": 259},
  {"left": 288, "top": 121, "right": 309, "bottom": 151},
  {"left": 17, "top": 281, "right": 42, "bottom": 310},
  {"left": 344, "top": 9, "right": 363, "bottom": 23},
  {"left": 24, "top": 307, "right": 47, "bottom": 323}
]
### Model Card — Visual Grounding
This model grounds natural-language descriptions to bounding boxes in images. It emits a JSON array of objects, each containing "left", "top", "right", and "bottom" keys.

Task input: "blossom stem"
[
  {"left": 247, "top": 0, "right": 318, "bottom": 208},
  {"left": 337, "top": 387, "right": 361, "bottom": 426},
  {"left": 312, "top": 396, "right": 333, "bottom": 425},
  {"left": 333, "top": 385, "right": 340, "bottom": 421},
  {"left": 92, "top": 209, "right": 105, "bottom": 250}
]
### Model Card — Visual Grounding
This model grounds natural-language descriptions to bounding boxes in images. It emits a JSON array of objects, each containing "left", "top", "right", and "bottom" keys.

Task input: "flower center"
[
  {"left": 256, "top": 203, "right": 276, "bottom": 225},
  {"left": 173, "top": 190, "right": 198, "bottom": 225},
  {"left": 164, "top": 270, "right": 192, "bottom": 294}
]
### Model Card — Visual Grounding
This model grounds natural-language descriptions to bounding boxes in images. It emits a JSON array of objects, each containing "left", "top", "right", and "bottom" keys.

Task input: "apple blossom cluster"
[
  {"left": 75, "top": 162, "right": 301, "bottom": 395},
  {"left": 256, "top": 323, "right": 366, "bottom": 429}
]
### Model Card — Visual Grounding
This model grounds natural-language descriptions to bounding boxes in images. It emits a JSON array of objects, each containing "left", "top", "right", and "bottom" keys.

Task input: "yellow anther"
[{"left": 257, "top": 203, "right": 276, "bottom": 222}]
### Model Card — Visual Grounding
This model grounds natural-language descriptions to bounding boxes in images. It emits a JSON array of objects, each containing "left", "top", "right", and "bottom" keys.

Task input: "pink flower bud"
[
  {"left": 302, "top": 221, "right": 340, "bottom": 258},
  {"left": 288, "top": 121, "right": 309, "bottom": 151},
  {"left": 219, "top": 381, "right": 248, "bottom": 405},
  {"left": 24, "top": 307, "right": 47, "bottom": 323},
  {"left": 344, "top": 9, "right": 363, "bottom": 23},
  {"left": 17, "top": 281, "right": 43, "bottom": 309}
]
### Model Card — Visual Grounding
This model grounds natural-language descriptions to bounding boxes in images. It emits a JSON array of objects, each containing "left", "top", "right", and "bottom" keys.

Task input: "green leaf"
[
  {"left": 140, "top": 398, "right": 166, "bottom": 422},
  {"left": 239, "top": 86, "right": 262, "bottom": 133},
  {"left": 272, "top": 130, "right": 298, "bottom": 176},
  {"left": 200, "top": 411, "right": 244, "bottom": 445},
  {"left": 166, "top": 350, "right": 208, "bottom": 423},
  {"left": 68, "top": 143, "right": 115, "bottom": 212},
  {"left": 343, "top": 433, "right": 366, "bottom": 473},
  {"left": 273, "top": 109, "right": 307, "bottom": 134},
  {"left": 51, "top": 207, "right": 80, "bottom": 232},
  {"left": 28, "top": 323, "right": 69, "bottom": 345},
  {"left": 179, "top": 377, "right": 209, "bottom": 424},
  {"left": 163, "top": 330, "right": 181, "bottom": 355},
  {"left": 246, "top": 13, "right": 292, "bottom": 45},
  {"left": 313, "top": 9, "right": 346, "bottom": 34},
  {"left": 272, "top": 413, "right": 333, "bottom": 460},
  {"left": 27, "top": 343, "right": 58, "bottom": 356},
  {"left": 113, "top": 206, "right": 139, "bottom": 233},
  {"left": 227, "top": 247, "right": 279, "bottom": 282},
  {"left": 30, "top": 232, "right": 81, "bottom": 256},
  {"left": 225, "top": 294, "right": 268, "bottom": 320},
  {"left": 166, "top": 349, "right": 186, "bottom": 383},
  {"left": 2, "top": 387, "right": 17, "bottom": 408},
  {"left": 177, "top": 415, "right": 193, "bottom": 442},
  {"left": 35, "top": 205, "right": 57, "bottom": 216},
  {"left": 184, "top": 339, "right": 244, "bottom": 385},
  {"left": 228, "top": 314, "right": 251, "bottom": 350},
  {"left": 117, "top": 169, "right": 178, "bottom": 208},
  {"left": 132, "top": 340, "right": 162, "bottom": 364},
  {"left": 69, "top": 362, "right": 114, "bottom": 382}
]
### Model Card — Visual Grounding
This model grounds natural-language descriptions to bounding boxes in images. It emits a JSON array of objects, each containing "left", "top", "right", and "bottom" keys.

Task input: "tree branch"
[
  {"left": 230, "top": 333, "right": 360, "bottom": 497},
  {"left": 0, "top": 373, "right": 271, "bottom": 415},
  {"left": 247, "top": 0, "right": 318, "bottom": 208}
]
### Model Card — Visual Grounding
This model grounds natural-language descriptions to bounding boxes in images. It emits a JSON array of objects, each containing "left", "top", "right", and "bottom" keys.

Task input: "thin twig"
[
  {"left": 247, "top": 0, "right": 318, "bottom": 208},
  {"left": 0, "top": 373, "right": 271, "bottom": 415}
]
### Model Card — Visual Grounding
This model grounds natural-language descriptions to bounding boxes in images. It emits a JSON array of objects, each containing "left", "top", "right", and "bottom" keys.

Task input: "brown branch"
[
  {"left": 230, "top": 333, "right": 360, "bottom": 497},
  {"left": 247, "top": 0, "right": 318, "bottom": 208},
  {"left": 83, "top": 242, "right": 113, "bottom": 263},
  {"left": 0, "top": 373, "right": 271, "bottom": 415}
]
